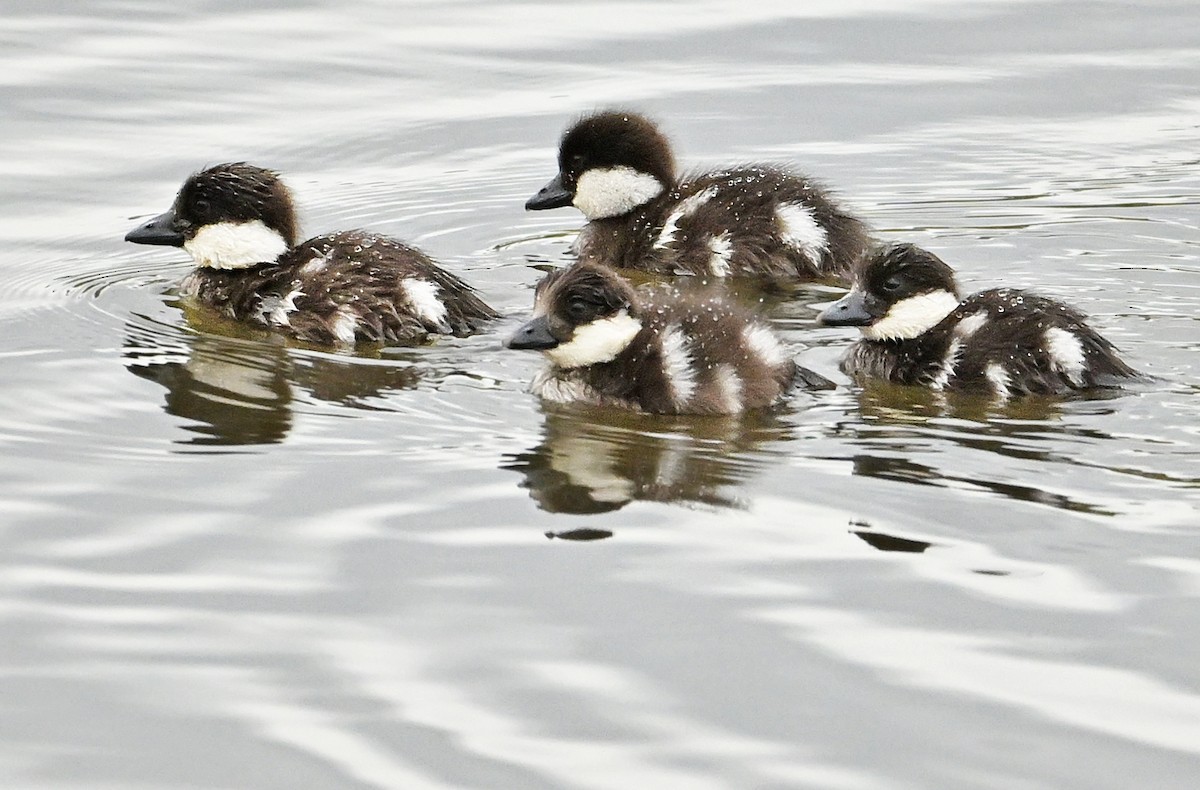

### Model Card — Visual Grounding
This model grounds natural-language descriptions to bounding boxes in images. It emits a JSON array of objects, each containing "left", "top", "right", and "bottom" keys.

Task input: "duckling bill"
[
  {"left": 126, "top": 162, "right": 498, "bottom": 347},
  {"left": 507, "top": 263, "right": 802, "bottom": 415},
  {"left": 526, "top": 109, "right": 871, "bottom": 285},
  {"left": 818, "top": 243, "right": 1139, "bottom": 397}
]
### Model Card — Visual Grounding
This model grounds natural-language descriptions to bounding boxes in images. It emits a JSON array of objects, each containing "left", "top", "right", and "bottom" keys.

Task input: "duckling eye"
[
  {"left": 882, "top": 276, "right": 904, "bottom": 293},
  {"left": 193, "top": 198, "right": 211, "bottom": 218},
  {"left": 566, "top": 297, "right": 594, "bottom": 320},
  {"left": 567, "top": 154, "right": 585, "bottom": 174}
]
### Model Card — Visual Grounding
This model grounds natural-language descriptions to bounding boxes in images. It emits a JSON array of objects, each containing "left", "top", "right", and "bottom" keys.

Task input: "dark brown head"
[
  {"left": 506, "top": 264, "right": 643, "bottom": 368},
  {"left": 125, "top": 163, "right": 299, "bottom": 269},
  {"left": 525, "top": 110, "right": 675, "bottom": 220},
  {"left": 819, "top": 243, "right": 962, "bottom": 340}
]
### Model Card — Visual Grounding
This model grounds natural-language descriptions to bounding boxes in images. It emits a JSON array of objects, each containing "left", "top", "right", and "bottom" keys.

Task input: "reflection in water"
[
  {"left": 850, "top": 453, "right": 1118, "bottom": 515},
  {"left": 851, "top": 527, "right": 934, "bottom": 554},
  {"left": 291, "top": 353, "right": 423, "bottom": 409},
  {"left": 125, "top": 326, "right": 422, "bottom": 446},
  {"left": 852, "top": 376, "right": 1134, "bottom": 426},
  {"left": 544, "top": 528, "right": 614, "bottom": 542},
  {"left": 7, "top": 1, "right": 1200, "bottom": 785},
  {"left": 837, "top": 378, "right": 1148, "bottom": 514},
  {"left": 126, "top": 332, "right": 293, "bottom": 445},
  {"left": 504, "top": 404, "right": 789, "bottom": 514},
  {"left": 852, "top": 378, "right": 1069, "bottom": 423}
]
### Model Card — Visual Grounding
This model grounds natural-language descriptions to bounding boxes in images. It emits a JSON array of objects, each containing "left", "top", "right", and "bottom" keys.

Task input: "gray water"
[{"left": 2, "top": 1, "right": 1199, "bottom": 788}]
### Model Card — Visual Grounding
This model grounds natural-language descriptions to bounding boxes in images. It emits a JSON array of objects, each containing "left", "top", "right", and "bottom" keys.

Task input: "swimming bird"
[
  {"left": 125, "top": 162, "right": 497, "bottom": 346},
  {"left": 818, "top": 243, "right": 1138, "bottom": 397},
  {"left": 525, "top": 109, "right": 870, "bottom": 285},
  {"left": 506, "top": 263, "right": 808, "bottom": 414}
]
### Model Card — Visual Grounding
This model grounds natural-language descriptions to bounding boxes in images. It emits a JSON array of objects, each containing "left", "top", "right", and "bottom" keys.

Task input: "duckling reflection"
[
  {"left": 851, "top": 526, "right": 933, "bottom": 554},
  {"left": 125, "top": 330, "right": 292, "bottom": 444},
  {"left": 125, "top": 328, "right": 422, "bottom": 445},
  {"left": 504, "top": 404, "right": 786, "bottom": 514},
  {"left": 545, "top": 528, "right": 615, "bottom": 541},
  {"left": 848, "top": 454, "right": 1116, "bottom": 515},
  {"left": 851, "top": 377, "right": 1071, "bottom": 423},
  {"left": 834, "top": 379, "right": 1131, "bottom": 515}
]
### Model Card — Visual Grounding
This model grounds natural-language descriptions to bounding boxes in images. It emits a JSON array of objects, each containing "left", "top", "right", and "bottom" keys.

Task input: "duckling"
[
  {"left": 506, "top": 263, "right": 805, "bottom": 414},
  {"left": 125, "top": 162, "right": 497, "bottom": 346},
  {"left": 525, "top": 109, "right": 870, "bottom": 285},
  {"left": 818, "top": 243, "right": 1138, "bottom": 397}
]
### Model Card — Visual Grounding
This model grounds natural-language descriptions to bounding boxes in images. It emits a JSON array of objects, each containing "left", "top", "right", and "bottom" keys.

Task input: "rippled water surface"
[{"left": 3, "top": 1, "right": 1199, "bottom": 788}]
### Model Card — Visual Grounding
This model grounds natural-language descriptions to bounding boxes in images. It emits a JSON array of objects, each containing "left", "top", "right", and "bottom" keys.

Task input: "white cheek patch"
[
  {"left": 1045, "top": 326, "right": 1087, "bottom": 385},
  {"left": 862, "top": 289, "right": 960, "bottom": 341},
  {"left": 573, "top": 166, "right": 665, "bottom": 220},
  {"left": 184, "top": 220, "right": 289, "bottom": 270},
  {"left": 544, "top": 309, "right": 643, "bottom": 368},
  {"left": 777, "top": 202, "right": 829, "bottom": 265},
  {"left": 659, "top": 325, "right": 697, "bottom": 406},
  {"left": 401, "top": 278, "right": 449, "bottom": 329},
  {"left": 654, "top": 185, "right": 718, "bottom": 250}
]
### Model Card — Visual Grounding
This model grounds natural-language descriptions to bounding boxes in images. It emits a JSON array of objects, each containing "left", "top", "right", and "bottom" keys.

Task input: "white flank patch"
[
  {"left": 544, "top": 310, "right": 643, "bottom": 369},
  {"left": 743, "top": 324, "right": 789, "bottom": 368},
  {"left": 184, "top": 220, "right": 289, "bottom": 270},
  {"left": 929, "top": 338, "right": 962, "bottom": 390},
  {"left": 1045, "top": 326, "right": 1087, "bottom": 385},
  {"left": 708, "top": 232, "right": 733, "bottom": 277},
  {"left": 573, "top": 166, "right": 665, "bottom": 220},
  {"left": 331, "top": 308, "right": 358, "bottom": 345},
  {"left": 530, "top": 369, "right": 603, "bottom": 404},
  {"left": 654, "top": 186, "right": 718, "bottom": 250},
  {"left": 299, "top": 253, "right": 329, "bottom": 275},
  {"left": 178, "top": 271, "right": 202, "bottom": 299},
  {"left": 862, "top": 290, "right": 960, "bottom": 341},
  {"left": 660, "top": 325, "right": 697, "bottom": 406},
  {"left": 401, "top": 278, "right": 449, "bottom": 328},
  {"left": 712, "top": 364, "right": 744, "bottom": 414},
  {"left": 776, "top": 202, "right": 829, "bottom": 264},
  {"left": 954, "top": 311, "right": 988, "bottom": 338},
  {"left": 267, "top": 287, "right": 305, "bottom": 327},
  {"left": 985, "top": 362, "right": 1011, "bottom": 397}
]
